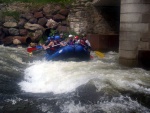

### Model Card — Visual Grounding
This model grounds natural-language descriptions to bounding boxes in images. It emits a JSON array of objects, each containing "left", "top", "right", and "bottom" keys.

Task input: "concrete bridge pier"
[{"left": 119, "top": 0, "right": 150, "bottom": 67}]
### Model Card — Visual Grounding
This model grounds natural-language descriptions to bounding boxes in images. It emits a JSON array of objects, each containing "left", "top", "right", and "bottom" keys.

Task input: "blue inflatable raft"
[{"left": 44, "top": 44, "right": 90, "bottom": 61}]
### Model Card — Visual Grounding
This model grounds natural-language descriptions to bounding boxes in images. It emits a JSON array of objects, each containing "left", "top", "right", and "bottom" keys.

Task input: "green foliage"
[
  {"left": 0, "top": 0, "right": 74, "bottom": 5},
  {"left": 49, "top": 29, "right": 57, "bottom": 36},
  {"left": 2, "top": 11, "right": 20, "bottom": 21},
  {"left": 39, "top": 35, "right": 47, "bottom": 44}
]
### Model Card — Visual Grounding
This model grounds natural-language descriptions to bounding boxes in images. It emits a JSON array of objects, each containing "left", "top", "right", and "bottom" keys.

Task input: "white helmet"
[{"left": 68, "top": 34, "right": 73, "bottom": 37}]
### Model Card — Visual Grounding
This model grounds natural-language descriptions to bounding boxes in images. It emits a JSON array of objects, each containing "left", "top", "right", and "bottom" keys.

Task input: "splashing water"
[{"left": 19, "top": 52, "right": 150, "bottom": 95}]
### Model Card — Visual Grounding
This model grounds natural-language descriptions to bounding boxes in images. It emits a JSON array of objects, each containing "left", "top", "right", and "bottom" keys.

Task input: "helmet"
[
  {"left": 47, "top": 36, "right": 51, "bottom": 40},
  {"left": 55, "top": 35, "right": 60, "bottom": 40},
  {"left": 51, "top": 36, "right": 55, "bottom": 40},
  {"left": 69, "top": 34, "right": 73, "bottom": 37},
  {"left": 74, "top": 36, "right": 79, "bottom": 39}
]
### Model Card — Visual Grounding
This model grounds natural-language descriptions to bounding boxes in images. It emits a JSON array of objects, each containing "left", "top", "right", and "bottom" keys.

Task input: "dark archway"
[{"left": 138, "top": 51, "right": 150, "bottom": 70}]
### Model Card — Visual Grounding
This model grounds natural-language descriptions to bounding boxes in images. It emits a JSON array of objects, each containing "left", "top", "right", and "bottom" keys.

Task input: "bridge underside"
[{"left": 93, "top": 0, "right": 150, "bottom": 69}]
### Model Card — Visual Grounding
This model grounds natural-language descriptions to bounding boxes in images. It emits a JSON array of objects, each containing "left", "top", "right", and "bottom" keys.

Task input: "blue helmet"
[
  {"left": 54, "top": 35, "right": 60, "bottom": 40},
  {"left": 47, "top": 36, "right": 51, "bottom": 41}
]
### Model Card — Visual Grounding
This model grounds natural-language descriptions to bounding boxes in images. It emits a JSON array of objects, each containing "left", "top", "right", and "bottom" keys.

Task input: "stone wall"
[
  {"left": 0, "top": 2, "right": 70, "bottom": 46},
  {"left": 119, "top": 0, "right": 150, "bottom": 67},
  {"left": 68, "top": 0, "right": 119, "bottom": 35}
]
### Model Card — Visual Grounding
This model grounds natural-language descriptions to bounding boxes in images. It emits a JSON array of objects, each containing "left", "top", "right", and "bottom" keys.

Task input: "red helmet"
[{"left": 74, "top": 36, "right": 79, "bottom": 39}]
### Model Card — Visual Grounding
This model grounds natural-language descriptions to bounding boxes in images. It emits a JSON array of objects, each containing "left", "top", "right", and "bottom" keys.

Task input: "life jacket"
[
  {"left": 68, "top": 39, "right": 74, "bottom": 45},
  {"left": 80, "top": 39, "right": 88, "bottom": 47}
]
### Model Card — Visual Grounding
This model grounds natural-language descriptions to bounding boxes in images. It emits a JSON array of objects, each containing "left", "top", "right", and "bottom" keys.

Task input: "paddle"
[
  {"left": 27, "top": 44, "right": 62, "bottom": 53},
  {"left": 95, "top": 51, "right": 104, "bottom": 58},
  {"left": 27, "top": 45, "right": 43, "bottom": 53}
]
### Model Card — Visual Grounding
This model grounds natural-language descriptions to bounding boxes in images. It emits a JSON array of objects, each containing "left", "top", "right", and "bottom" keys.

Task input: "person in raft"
[
  {"left": 42, "top": 36, "right": 56, "bottom": 54},
  {"left": 66, "top": 34, "right": 75, "bottom": 45},
  {"left": 55, "top": 33, "right": 67, "bottom": 47},
  {"left": 79, "top": 34, "right": 91, "bottom": 51},
  {"left": 42, "top": 35, "right": 66, "bottom": 54}
]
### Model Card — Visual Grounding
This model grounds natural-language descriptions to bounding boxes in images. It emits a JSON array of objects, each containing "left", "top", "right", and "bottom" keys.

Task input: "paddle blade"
[
  {"left": 27, "top": 47, "right": 37, "bottom": 53},
  {"left": 95, "top": 51, "right": 104, "bottom": 58}
]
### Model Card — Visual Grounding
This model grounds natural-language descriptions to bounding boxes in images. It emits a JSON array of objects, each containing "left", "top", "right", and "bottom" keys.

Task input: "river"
[{"left": 0, "top": 45, "right": 150, "bottom": 113}]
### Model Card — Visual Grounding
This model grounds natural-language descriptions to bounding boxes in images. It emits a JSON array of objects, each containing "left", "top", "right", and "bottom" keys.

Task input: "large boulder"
[
  {"left": 53, "top": 14, "right": 66, "bottom": 21},
  {"left": 18, "top": 19, "right": 27, "bottom": 28},
  {"left": 2, "top": 36, "right": 13, "bottom": 46},
  {"left": 37, "top": 17, "right": 47, "bottom": 26},
  {"left": 31, "top": 30, "right": 43, "bottom": 42},
  {"left": 2, "top": 28, "right": 9, "bottom": 35},
  {"left": 53, "top": 5, "right": 61, "bottom": 14},
  {"left": 8, "top": 28, "right": 19, "bottom": 35},
  {"left": 46, "top": 19, "right": 58, "bottom": 28},
  {"left": 13, "top": 38, "right": 21, "bottom": 45},
  {"left": 24, "top": 22, "right": 45, "bottom": 31},
  {"left": 43, "top": 4, "right": 52, "bottom": 14},
  {"left": 0, "top": 27, "right": 4, "bottom": 44},
  {"left": 20, "top": 13, "right": 33, "bottom": 20},
  {"left": 28, "top": 18, "right": 37, "bottom": 24},
  {"left": 19, "top": 29, "right": 28, "bottom": 36},
  {"left": 59, "top": 9, "right": 69, "bottom": 16},
  {"left": 12, "top": 36, "right": 31, "bottom": 44},
  {"left": 34, "top": 11, "right": 44, "bottom": 19},
  {"left": 3, "top": 22, "right": 17, "bottom": 28}
]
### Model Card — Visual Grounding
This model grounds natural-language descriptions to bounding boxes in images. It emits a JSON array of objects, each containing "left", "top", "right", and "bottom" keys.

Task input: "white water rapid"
[{"left": 19, "top": 51, "right": 150, "bottom": 95}]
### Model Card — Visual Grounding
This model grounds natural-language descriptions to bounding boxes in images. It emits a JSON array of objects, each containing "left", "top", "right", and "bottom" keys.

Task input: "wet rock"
[{"left": 76, "top": 84, "right": 101, "bottom": 104}]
